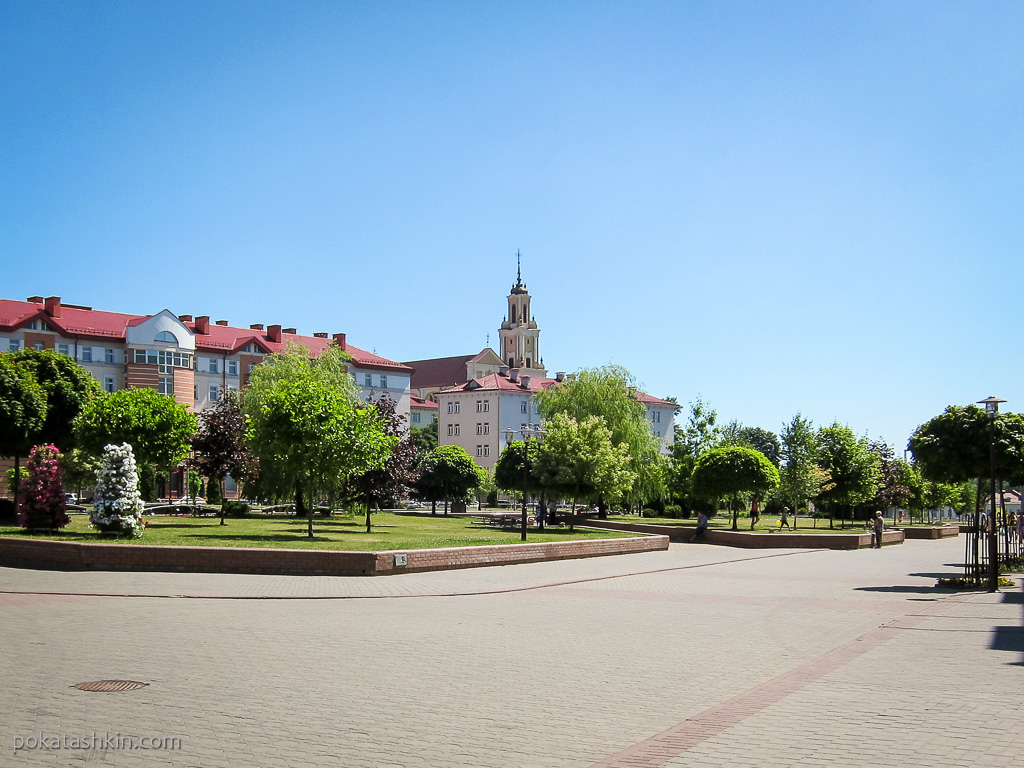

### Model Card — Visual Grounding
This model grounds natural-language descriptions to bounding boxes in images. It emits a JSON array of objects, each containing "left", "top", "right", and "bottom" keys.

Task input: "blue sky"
[{"left": 3, "top": 1, "right": 1022, "bottom": 449}]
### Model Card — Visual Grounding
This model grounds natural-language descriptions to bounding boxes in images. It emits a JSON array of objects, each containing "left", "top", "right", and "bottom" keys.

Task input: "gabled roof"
[
  {"left": 440, "top": 372, "right": 560, "bottom": 394},
  {"left": 410, "top": 396, "right": 439, "bottom": 410},
  {"left": 0, "top": 296, "right": 411, "bottom": 373},
  {"left": 404, "top": 348, "right": 498, "bottom": 389},
  {"left": 636, "top": 392, "right": 678, "bottom": 408}
]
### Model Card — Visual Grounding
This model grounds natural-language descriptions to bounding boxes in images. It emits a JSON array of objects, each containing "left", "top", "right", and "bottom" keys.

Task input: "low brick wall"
[
  {"left": 582, "top": 520, "right": 905, "bottom": 550},
  {"left": 900, "top": 526, "right": 959, "bottom": 540},
  {"left": 0, "top": 533, "right": 668, "bottom": 577}
]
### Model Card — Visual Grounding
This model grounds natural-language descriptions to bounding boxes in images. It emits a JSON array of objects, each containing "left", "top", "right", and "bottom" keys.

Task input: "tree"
[
  {"left": 90, "top": 443, "right": 146, "bottom": 537},
  {"left": 415, "top": 446, "right": 484, "bottom": 516},
  {"left": 535, "top": 413, "right": 635, "bottom": 529},
  {"left": 535, "top": 365, "right": 660, "bottom": 515},
  {"left": 60, "top": 448, "right": 99, "bottom": 502},
  {"left": 191, "top": 389, "right": 255, "bottom": 524},
  {"left": 17, "top": 444, "right": 70, "bottom": 531},
  {"left": 674, "top": 397, "right": 722, "bottom": 457},
  {"left": 9, "top": 349, "right": 101, "bottom": 451},
  {"left": 0, "top": 354, "right": 48, "bottom": 510},
  {"left": 733, "top": 426, "right": 781, "bottom": 467},
  {"left": 75, "top": 388, "right": 197, "bottom": 470},
  {"left": 909, "top": 405, "right": 1024, "bottom": 486},
  {"left": 245, "top": 373, "right": 395, "bottom": 537},
  {"left": 779, "top": 413, "right": 819, "bottom": 529},
  {"left": 867, "top": 441, "right": 916, "bottom": 519},
  {"left": 410, "top": 420, "right": 438, "bottom": 460},
  {"left": 691, "top": 445, "right": 780, "bottom": 531},
  {"left": 494, "top": 439, "right": 542, "bottom": 498},
  {"left": 346, "top": 393, "right": 419, "bottom": 533},
  {"left": 815, "top": 423, "right": 881, "bottom": 528}
]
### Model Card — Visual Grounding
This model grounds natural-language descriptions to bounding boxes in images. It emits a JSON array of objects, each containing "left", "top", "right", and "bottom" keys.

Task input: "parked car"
[{"left": 64, "top": 492, "right": 78, "bottom": 504}]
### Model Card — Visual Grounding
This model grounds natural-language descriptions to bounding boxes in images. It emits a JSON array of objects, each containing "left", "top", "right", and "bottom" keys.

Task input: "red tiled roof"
[
  {"left": 636, "top": 392, "right": 677, "bottom": 408},
  {"left": 404, "top": 354, "right": 477, "bottom": 388},
  {"left": 0, "top": 297, "right": 411, "bottom": 373},
  {"left": 410, "top": 396, "right": 439, "bottom": 410},
  {"left": 440, "top": 373, "right": 560, "bottom": 394}
]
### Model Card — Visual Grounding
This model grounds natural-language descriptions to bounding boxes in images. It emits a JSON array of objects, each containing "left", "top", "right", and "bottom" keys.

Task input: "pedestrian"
[
  {"left": 873, "top": 510, "right": 885, "bottom": 548},
  {"left": 750, "top": 498, "right": 761, "bottom": 530},
  {"left": 898, "top": 509, "right": 904, "bottom": 525},
  {"left": 694, "top": 510, "right": 709, "bottom": 541},
  {"left": 779, "top": 506, "right": 791, "bottom": 529}
]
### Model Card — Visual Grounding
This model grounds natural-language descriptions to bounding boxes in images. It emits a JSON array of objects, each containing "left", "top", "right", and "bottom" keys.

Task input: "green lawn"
[
  {"left": 0, "top": 512, "right": 642, "bottom": 551},
  {"left": 608, "top": 515, "right": 875, "bottom": 533}
]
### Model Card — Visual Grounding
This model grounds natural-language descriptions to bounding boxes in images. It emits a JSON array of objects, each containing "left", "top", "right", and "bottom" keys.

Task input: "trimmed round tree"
[
  {"left": 17, "top": 444, "right": 70, "bottom": 531},
  {"left": 691, "top": 445, "right": 780, "bottom": 531},
  {"left": 91, "top": 443, "right": 146, "bottom": 537}
]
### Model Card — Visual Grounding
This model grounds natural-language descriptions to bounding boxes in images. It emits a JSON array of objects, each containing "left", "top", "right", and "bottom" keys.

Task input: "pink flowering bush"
[{"left": 17, "top": 444, "right": 71, "bottom": 531}]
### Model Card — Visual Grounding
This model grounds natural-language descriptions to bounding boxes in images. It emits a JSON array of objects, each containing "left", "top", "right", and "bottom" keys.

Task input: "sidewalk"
[{"left": 1, "top": 538, "right": 1021, "bottom": 767}]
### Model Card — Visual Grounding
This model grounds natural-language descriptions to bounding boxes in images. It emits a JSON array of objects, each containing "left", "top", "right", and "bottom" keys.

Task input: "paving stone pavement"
[{"left": 1, "top": 538, "right": 1021, "bottom": 768}]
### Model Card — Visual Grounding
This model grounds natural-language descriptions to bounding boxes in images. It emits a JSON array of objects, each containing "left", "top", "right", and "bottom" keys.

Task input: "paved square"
[{"left": 1, "top": 538, "right": 1021, "bottom": 767}]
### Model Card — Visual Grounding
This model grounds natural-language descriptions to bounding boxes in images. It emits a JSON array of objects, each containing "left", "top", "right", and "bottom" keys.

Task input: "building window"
[
  {"left": 476, "top": 423, "right": 483, "bottom": 435},
  {"left": 105, "top": 348, "right": 115, "bottom": 364},
  {"left": 8, "top": 339, "right": 21, "bottom": 352},
  {"left": 158, "top": 377, "right": 173, "bottom": 396},
  {"left": 227, "top": 360, "right": 238, "bottom": 376},
  {"left": 155, "top": 331, "right": 176, "bottom": 343},
  {"left": 482, "top": 444, "right": 489, "bottom": 457},
  {"left": 364, "top": 374, "right": 372, "bottom": 387},
  {"left": 447, "top": 401, "right": 461, "bottom": 414},
  {"left": 248, "top": 362, "right": 256, "bottom": 373},
  {"left": 411, "top": 412, "right": 421, "bottom": 424},
  {"left": 380, "top": 374, "right": 388, "bottom": 388},
  {"left": 521, "top": 400, "right": 528, "bottom": 413},
  {"left": 34, "top": 342, "right": 44, "bottom": 351},
  {"left": 476, "top": 400, "right": 491, "bottom": 413},
  {"left": 134, "top": 349, "right": 159, "bottom": 365},
  {"left": 79, "top": 346, "right": 92, "bottom": 362},
  {"left": 483, "top": 423, "right": 489, "bottom": 435},
  {"left": 55, "top": 343, "right": 69, "bottom": 356},
  {"left": 208, "top": 358, "right": 219, "bottom": 374},
  {"left": 476, "top": 445, "right": 489, "bottom": 457},
  {"left": 447, "top": 424, "right": 461, "bottom": 437},
  {"left": 103, "top": 376, "right": 116, "bottom": 393},
  {"left": 209, "top": 384, "right": 221, "bottom": 402}
]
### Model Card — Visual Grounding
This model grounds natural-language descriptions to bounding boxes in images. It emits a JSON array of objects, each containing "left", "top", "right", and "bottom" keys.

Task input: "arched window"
[
  {"left": 155, "top": 331, "right": 176, "bottom": 343},
  {"left": 510, "top": 305, "right": 517, "bottom": 323}
]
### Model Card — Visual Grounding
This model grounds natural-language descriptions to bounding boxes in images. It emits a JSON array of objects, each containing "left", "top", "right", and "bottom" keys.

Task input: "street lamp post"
[
  {"left": 504, "top": 424, "right": 546, "bottom": 542},
  {"left": 978, "top": 396, "right": 1005, "bottom": 592}
]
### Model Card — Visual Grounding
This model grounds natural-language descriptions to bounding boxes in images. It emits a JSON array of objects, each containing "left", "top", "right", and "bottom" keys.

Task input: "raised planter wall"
[
  {"left": 582, "top": 520, "right": 905, "bottom": 550},
  {"left": 900, "top": 526, "right": 960, "bottom": 540},
  {"left": 0, "top": 533, "right": 668, "bottom": 577}
]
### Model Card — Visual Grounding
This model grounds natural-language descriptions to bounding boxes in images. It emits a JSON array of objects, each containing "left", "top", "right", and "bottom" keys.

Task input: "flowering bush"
[
  {"left": 90, "top": 443, "right": 146, "bottom": 538},
  {"left": 17, "top": 444, "right": 70, "bottom": 531}
]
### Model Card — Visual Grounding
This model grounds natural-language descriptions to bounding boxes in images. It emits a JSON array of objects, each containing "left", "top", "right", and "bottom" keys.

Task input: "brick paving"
[{"left": 1, "top": 538, "right": 1021, "bottom": 767}]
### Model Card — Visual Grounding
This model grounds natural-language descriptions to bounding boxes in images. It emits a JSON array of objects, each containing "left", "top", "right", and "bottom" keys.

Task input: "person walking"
[
  {"left": 750, "top": 498, "right": 761, "bottom": 530},
  {"left": 779, "top": 506, "right": 791, "bottom": 529},
  {"left": 872, "top": 510, "right": 885, "bottom": 548}
]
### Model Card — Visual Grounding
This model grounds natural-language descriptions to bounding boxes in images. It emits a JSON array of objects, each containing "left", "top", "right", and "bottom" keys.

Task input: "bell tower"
[{"left": 498, "top": 251, "right": 546, "bottom": 377}]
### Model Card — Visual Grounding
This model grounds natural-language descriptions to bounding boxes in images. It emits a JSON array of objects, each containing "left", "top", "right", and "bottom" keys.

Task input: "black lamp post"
[
  {"left": 504, "top": 424, "right": 546, "bottom": 541},
  {"left": 978, "top": 396, "right": 1005, "bottom": 592}
]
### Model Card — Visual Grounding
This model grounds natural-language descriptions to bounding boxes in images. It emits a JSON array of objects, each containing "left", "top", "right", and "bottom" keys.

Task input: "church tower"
[{"left": 498, "top": 252, "right": 547, "bottom": 377}]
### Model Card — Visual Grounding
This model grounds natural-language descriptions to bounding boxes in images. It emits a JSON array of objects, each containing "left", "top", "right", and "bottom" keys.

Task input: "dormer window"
[{"left": 155, "top": 331, "right": 176, "bottom": 343}]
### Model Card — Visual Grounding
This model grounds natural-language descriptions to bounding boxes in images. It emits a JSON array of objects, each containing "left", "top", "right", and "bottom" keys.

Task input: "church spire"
[{"left": 511, "top": 249, "right": 528, "bottom": 294}]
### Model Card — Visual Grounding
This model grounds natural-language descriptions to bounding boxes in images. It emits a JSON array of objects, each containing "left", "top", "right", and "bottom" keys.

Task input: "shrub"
[
  {"left": 206, "top": 477, "right": 222, "bottom": 505},
  {"left": 664, "top": 504, "right": 683, "bottom": 518},
  {"left": 642, "top": 508, "right": 657, "bottom": 517},
  {"left": 18, "top": 444, "right": 70, "bottom": 531},
  {"left": 221, "top": 500, "right": 250, "bottom": 518},
  {"left": 138, "top": 464, "right": 156, "bottom": 502},
  {"left": 91, "top": 443, "right": 146, "bottom": 537}
]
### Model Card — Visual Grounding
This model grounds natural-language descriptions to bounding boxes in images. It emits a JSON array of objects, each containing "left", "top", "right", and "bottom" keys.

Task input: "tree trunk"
[
  {"left": 598, "top": 494, "right": 607, "bottom": 520},
  {"left": 366, "top": 492, "right": 372, "bottom": 533},
  {"left": 731, "top": 495, "right": 738, "bottom": 531}
]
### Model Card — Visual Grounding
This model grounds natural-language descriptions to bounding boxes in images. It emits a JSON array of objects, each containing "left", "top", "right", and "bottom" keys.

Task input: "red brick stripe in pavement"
[{"left": 587, "top": 595, "right": 973, "bottom": 768}]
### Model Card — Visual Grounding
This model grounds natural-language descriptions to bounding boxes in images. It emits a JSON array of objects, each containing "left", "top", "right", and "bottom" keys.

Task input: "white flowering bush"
[{"left": 90, "top": 443, "right": 146, "bottom": 538}]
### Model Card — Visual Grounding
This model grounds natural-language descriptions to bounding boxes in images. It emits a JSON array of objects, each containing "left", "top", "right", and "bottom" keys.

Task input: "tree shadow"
[{"left": 855, "top": 585, "right": 944, "bottom": 594}]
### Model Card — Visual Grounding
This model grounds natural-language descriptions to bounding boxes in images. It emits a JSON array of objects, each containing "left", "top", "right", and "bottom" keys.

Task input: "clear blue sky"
[{"left": 3, "top": 1, "right": 1022, "bottom": 450}]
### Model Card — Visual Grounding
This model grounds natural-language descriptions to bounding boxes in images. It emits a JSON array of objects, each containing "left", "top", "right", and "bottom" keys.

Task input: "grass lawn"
[
  {"left": 608, "top": 515, "right": 876, "bottom": 534},
  {"left": 0, "top": 512, "right": 643, "bottom": 551}
]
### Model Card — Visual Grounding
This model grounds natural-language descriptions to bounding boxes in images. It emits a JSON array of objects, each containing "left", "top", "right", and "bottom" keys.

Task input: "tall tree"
[
  {"left": 75, "top": 388, "right": 197, "bottom": 470},
  {"left": 535, "top": 413, "right": 635, "bottom": 529},
  {"left": 0, "top": 355, "right": 47, "bottom": 510},
  {"left": 691, "top": 445, "right": 780, "bottom": 531},
  {"left": 909, "top": 405, "right": 1024, "bottom": 486},
  {"left": 9, "top": 349, "right": 101, "bottom": 450},
  {"left": 416, "top": 445, "right": 484, "bottom": 516},
  {"left": 191, "top": 389, "right": 255, "bottom": 524},
  {"left": 815, "top": 423, "right": 881, "bottom": 528},
  {"left": 535, "top": 365, "right": 660, "bottom": 514},
  {"left": 779, "top": 413, "right": 819, "bottom": 529}
]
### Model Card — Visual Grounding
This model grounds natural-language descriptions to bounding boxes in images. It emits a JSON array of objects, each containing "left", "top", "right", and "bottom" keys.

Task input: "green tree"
[
  {"left": 60, "top": 448, "right": 99, "bottom": 502},
  {"left": 410, "top": 420, "right": 438, "bottom": 460},
  {"left": 535, "top": 413, "right": 635, "bottom": 529},
  {"left": 191, "top": 390, "right": 255, "bottom": 524},
  {"left": 75, "top": 388, "right": 197, "bottom": 470},
  {"left": 245, "top": 373, "right": 395, "bottom": 538},
  {"left": 909, "top": 405, "right": 1024, "bottom": 486},
  {"left": 536, "top": 365, "right": 660, "bottom": 515},
  {"left": 691, "top": 445, "right": 780, "bottom": 531},
  {"left": 0, "top": 355, "right": 49, "bottom": 509},
  {"left": 9, "top": 349, "right": 101, "bottom": 450},
  {"left": 815, "top": 423, "right": 881, "bottom": 528},
  {"left": 779, "top": 413, "right": 819, "bottom": 529},
  {"left": 416, "top": 445, "right": 483, "bottom": 516}
]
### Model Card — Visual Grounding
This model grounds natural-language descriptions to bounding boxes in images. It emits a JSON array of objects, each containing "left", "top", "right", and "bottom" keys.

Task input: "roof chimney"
[
  {"left": 555, "top": 371, "right": 565, "bottom": 382},
  {"left": 249, "top": 323, "right": 263, "bottom": 331},
  {"left": 267, "top": 324, "right": 282, "bottom": 343},
  {"left": 44, "top": 296, "right": 61, "bottom": 317},
  {"left": 520, "top": 375, "right": 531, "bottom": 389},
  {"left": 195, "top": 316, "right": 210, "bottom": 334},
  {"left": 283, "top": 328, "right": 296, "bottom": 335},
  {"left": 178, "top": 314, "right": 193, "bottom": 322},
  {"left": 499, "top": 366, "right": 509, "bottom": 377},
  {"left": 333, "top": 333, "right": 346, "bottom": 351},
  {"left": 509, "top": 368, "right": 519, "bottom": 382},
  {"left": 215, "top": 320, "right": 229, "bottom": 326},
  {"left": 313, "top": 332, "right": 328, "bottom": 338}
]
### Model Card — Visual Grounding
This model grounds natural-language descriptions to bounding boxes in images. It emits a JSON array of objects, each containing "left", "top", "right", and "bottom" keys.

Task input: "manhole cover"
[{"left": 72, "top": 680, "right": 149, "bottom": 692}]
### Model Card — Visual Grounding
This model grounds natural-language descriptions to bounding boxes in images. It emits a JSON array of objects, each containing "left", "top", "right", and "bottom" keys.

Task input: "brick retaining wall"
[
  {"left": 900, "top": 526, "right": 959, "bottom": 540},
  {"left": 0, "top": 533, "right": 668, "bottom": 577},
  {"left": 581, "top": 520, "right": 905, "bottom": 550}
]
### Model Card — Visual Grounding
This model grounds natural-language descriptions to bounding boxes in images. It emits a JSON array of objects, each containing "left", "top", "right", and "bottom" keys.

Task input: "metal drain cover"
[{"left": 73, "top": 680, "right": 149, "bottom": 692}]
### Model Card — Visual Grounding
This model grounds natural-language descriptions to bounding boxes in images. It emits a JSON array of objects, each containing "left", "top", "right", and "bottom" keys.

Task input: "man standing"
[{"left": 873, "top": 510, "right": 885, "bottom": 548}]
